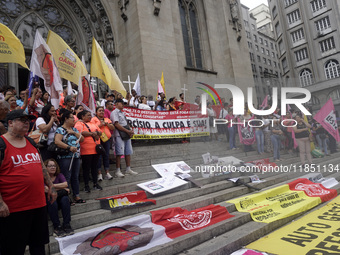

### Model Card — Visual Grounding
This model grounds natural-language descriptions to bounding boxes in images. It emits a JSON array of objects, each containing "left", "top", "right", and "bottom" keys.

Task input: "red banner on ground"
[
  {"left": 288, "top": 178, "right": 337, "bottom": 202},
  {"left": 97, "top": 191, "right": 156, "bottom": 211},
  {"left": 151, "top": 204, "right": 234, "bottom": 238}
]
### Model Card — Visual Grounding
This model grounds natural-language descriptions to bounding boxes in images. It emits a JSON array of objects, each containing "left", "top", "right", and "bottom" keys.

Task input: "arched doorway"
[{"left": 0, "top": 0, "right": 116, "bottom": 92}]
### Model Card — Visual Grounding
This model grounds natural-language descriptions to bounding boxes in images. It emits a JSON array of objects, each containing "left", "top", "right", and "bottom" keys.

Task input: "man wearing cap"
[
  {"left": 111, "top": 99, "right": 138, "bottom": 178},
  {"left": 0, "top": 109, "right": 57, "bottom": 254}
]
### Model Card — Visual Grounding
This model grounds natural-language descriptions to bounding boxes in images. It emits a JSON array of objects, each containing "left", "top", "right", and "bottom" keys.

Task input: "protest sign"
[
  {"left": 137, "top": 176, "right": 187, "bottom": 195},
  {"left": 152, "top": 161, "right": 192, "bottom": 177}
]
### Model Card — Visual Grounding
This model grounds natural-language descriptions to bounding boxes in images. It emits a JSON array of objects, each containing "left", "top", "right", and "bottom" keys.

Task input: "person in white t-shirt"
[{"left": 137, "top": 96, "right": 151, "bottom": 110}]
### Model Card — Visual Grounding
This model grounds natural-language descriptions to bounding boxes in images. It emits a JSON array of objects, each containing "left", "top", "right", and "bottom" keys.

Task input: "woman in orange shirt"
[
  {"left": 91, "top": 107, "right": 115, "bottom": 181},
  {"left": 75, "top": 110, "right": 102, "bottom": 193}
]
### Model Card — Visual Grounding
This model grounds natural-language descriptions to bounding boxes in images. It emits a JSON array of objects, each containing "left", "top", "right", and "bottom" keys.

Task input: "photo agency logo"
[{"left": 199, "top": 83, "right": 312, "bottom": 128}]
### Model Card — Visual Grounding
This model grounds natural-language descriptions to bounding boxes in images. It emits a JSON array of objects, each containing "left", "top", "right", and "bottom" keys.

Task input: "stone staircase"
[{"left": 48, "top": 137, "right": 340, "bottom": 255}]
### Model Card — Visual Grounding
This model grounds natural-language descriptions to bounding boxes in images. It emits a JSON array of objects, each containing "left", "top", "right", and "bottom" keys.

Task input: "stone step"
[{"left": 179, "top": 184, "right": 340, "bottom": 255}]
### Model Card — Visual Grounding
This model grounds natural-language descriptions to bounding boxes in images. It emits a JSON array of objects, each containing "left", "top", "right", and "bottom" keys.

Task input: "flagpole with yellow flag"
[
  {"left": 46, "top": 30, "right": 87, "bottom": 85},
  {"left": 90, "top": 37, "right": 126, "bottom": 97},
  {"left": 0, "top": 23, "right": 29, "bottom": 69},
  {"left": 160, "top": 71, "right": 166, "bottom": 98}
]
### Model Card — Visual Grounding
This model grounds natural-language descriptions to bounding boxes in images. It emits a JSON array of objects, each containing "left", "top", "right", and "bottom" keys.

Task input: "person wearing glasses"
[
  {"left": 64, "top": 95, "right": 76, "bottom": 113},
  {"left": 44, "top": 159, "right": 74, "bottom": 237},
  {"left": 0, "top": 109, "right": 57, "bottom": 254}
]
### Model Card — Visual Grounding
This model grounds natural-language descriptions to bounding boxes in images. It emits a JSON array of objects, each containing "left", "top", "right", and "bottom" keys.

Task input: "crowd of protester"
[{"left": 0, "top": 83, "right": 339, "bottom": 242}]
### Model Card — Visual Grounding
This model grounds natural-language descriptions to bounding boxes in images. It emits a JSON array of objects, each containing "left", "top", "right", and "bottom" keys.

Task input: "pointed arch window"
[
  {"left": 324, "top": 59, "right": 340, "bottom": 79},
  {"left": 178, "top": 0, "right": 203, "bottom": 69},
  {"left": 299, "top": 68, "right": 313, "bottom": 87}
]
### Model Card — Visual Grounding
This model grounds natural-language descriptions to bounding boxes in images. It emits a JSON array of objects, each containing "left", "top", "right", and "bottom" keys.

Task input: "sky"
[{"left": 240, "top": 0, "right": 268, "bottom": 10}]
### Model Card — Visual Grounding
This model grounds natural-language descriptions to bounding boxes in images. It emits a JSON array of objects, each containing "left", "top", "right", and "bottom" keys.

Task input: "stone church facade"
[{"left": 0, "top": 0, "right": 254, "bottom": 103}]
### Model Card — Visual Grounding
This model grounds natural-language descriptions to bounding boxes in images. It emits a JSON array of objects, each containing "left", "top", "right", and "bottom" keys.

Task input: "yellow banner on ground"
[
  {"left": 247, "top": 195, "right": 340, "bottom": 255},
  {"left": 90, "top": 37, "right": 126, "bottom": 97},
  {"left": 227, "top": 184, "right": 321, "bottom": 223},
  {"left": 0, "top": 23, "right": 29, "bottom": 69},
  {"left": 46, "top": 31, "right": 87, "bottom": 85}
]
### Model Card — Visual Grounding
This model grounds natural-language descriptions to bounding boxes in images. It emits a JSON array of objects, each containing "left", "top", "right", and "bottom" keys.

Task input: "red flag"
[
  {"left": 314, "top": 98, "right": 340, "bottom": 142},
  {"left": 260, "top": 95, "right": 268, "bottom": 109},
  {"left": 288, "top": 178, "right": 337, "bottom": 202},
  {"left": 151, "top": 205, "right": 234, "bottom": 239}
]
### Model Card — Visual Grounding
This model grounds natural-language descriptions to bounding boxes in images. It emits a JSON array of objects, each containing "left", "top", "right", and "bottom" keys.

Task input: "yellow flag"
[
  {"left": 160, "top": 72, "right": 166, "bottom": 97},
  {"left": 0, "top": 23, "right": 29, "bottom": 69},
  {"left": 47, "top": 30, "right": 87, "bottom": 85},
  {"left": 90, "top": 38, "right": 126, "bottom": 97}
]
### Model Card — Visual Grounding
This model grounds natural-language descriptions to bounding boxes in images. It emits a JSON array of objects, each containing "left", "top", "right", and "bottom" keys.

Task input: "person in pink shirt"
[{"left": 104, "top": 100, "right": 114, "bottom": 119}]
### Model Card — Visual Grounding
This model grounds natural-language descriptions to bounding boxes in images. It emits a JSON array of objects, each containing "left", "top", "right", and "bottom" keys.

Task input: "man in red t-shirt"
[{"left": 0, "top": 109, "right": 57, "bottom": 255}]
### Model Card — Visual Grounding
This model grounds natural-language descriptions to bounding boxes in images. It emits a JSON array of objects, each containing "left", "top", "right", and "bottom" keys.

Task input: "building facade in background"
[
  {"left": 0, "top": 0, "right": 254, "bottom": 104},
  {"left": 242, "top": 4, "right": 281, "bottom": 104},
  {"left": 268, "top": 0, "right": 340, "bottom": 113}
]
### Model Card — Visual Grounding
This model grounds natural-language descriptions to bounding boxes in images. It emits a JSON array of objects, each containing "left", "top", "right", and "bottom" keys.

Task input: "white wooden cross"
[
  {"left": 181, "top": 84, "right": 188, "bottom": 101},
  {"left": 123, "top": 75, "right": 135, "bottom": 94}
]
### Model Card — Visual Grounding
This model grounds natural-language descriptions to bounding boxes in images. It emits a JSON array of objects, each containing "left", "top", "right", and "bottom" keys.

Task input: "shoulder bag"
[
  {"left": 47, "top": 127, "right": 69, "bottom": 156},
  {"left": 83, "top": 122, "right": 106, "bottom": 155}
]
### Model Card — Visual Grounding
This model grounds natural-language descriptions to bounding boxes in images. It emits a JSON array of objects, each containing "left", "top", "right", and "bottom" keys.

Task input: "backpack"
[
  {"left": 0, "top": 136, "right": 38, "bottom": 166},
  {"left": 311, "top": 148, "right": 324, "bottom": 158}
]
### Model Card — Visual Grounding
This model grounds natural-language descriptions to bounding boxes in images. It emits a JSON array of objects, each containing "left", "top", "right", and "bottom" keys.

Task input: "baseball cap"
[{"left": 6, "top": 109, "right": 36, "bottom": 122}]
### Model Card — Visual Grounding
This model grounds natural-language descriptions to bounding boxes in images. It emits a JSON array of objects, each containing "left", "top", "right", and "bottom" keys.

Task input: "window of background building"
[
  {"left": 244, "top": 20, "right": 249, "bottom": 27},
  {"left": 329, "top": 89, "right": 340, "bottom": 101},
  {"left": 285, "top": 0, "right": 298, "bottom": 7},
  {"left": 246, "top": 31, "right": 251, "bottom": 38},
  {"left": 273, "top": 61, "right": 277, "bottom": 67},
  {"left": 295, "top": 48, "right": 308, "bottom": 62},
  {"left": 255, "top": 45, "right": 259, "bottom": 51},
  {"left": 291, "top": 28, "right": 305, "bottom": 43},
  {"left": 253, "top": 34, "right": 257, "bottom": 42},
  {"left": 272, "top": 6, "right": 278, "bottom": 18},
  {"left": 268, "top": 59, "right": 271, "bottom": 66},
  {"left": 311, "top": 0, "right": 326, "bottom": 13},
  {"left": 271, "top": 52, "right": 275, "bottom": 58},
  {"left": 282, "top": 58, "right": 288, "bottom": 72},
  {"left": 266, "top": 49, "right": 269, "bottom": 56},
  {"left": 261, "top": 47, "right": 264, "bottom": 53},
  {"left": 263, "top": 58, "right": 267, "bottom": 64},
  {"left": 259, "top": 37, "right": 263, "bottom": 44},
  {"left": 279, "top": 40, "right": 285, "bottom": 55},
  {"left": 251, "top": 24, "right": 256, "bottom": 30},
  {"left": 259, "top": 66, "right": 263, "bottom": 73},
  {"left": 257, "top": 55, "right": 261, "bottom": 62},
  {"left": 315, "top": 16, "right": 331, "bottom": 32},
  {"left": 179, "top": 0, "right": 203, "bottom": 68},
  {"left": 324, "top": 59, "right": 340, "bottom": 79},
  {"left": 299, "top": 68, "right": 313, "bottom": 87},
  {"left": 287, "top": 9, "right": 301, "bottom": 25},
  {"left": 275, "top": 22, "right": 281, "bottom": 37},
  {"left": 264, "top": 40, "right": 268, "bottom": 46},
  {"left": 270, "top": 42, "right": 274, "bottom": 49},
  {"left": 248, "top": 42, "right": 252, "bottom": 48},
  {"left": 319, "top": 37, "right": 335, "bottom": 53}
]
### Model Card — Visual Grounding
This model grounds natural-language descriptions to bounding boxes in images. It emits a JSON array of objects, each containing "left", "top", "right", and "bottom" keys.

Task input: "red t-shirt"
[{"left": 0, "top": 136, "right": 46, "bottom": 213}]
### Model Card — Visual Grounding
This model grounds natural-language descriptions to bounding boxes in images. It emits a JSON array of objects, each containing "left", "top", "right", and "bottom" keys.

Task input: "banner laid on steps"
[
  {"left": 57, "top": 214, "right": 172, "bottom": 255},
  {"left": 151, "top": 204, "right": 234, "bottom": 238},
  {"left": 247, "top": 195, "right": 340, "bottom": 255},
  {"left": 227, "top": 178, "right": 337, "bottom": 223},
  {"left": 137, "top": 176, "right": 187, "bottom": 195},
  {"left": 57, "top": 205, "right": 234, "bottom": 254},
  {"left": 123, "top": 107, "right": 209, "bottom": 139},
  {"left": 247, "top": 158, "right": 278, "bottom": 172},
  {"left": 152, "top": 161, "right": 191, "bottom": 177},
  {"left": 231, "top": 249, "right": 268, "bottom": 255},
  {"left": 96, "top": 191, "right": 156, "bottom": 211}
]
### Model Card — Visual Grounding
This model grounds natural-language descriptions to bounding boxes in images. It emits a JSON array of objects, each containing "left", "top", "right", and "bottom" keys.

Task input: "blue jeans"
[
  {"left": 316, "top": 134, "right": 329, "bottom": 155},
  {"left": 58, "top": 157, "right": 80, "bottom": 197},
  {"left": 255, "top": 130, "right": 264, "bottom": 153},
  {"left": 47, "top": 195, "right": 71, "bottom": 228},
  {"left": 228, "top": 126, "right": 236, "bottom": 149},
  {"left": 271, "top": 134, "right": 281, "bottom": 160},
  {"left": 97, "top": 139, "right": 111, "bottom": 171}
]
